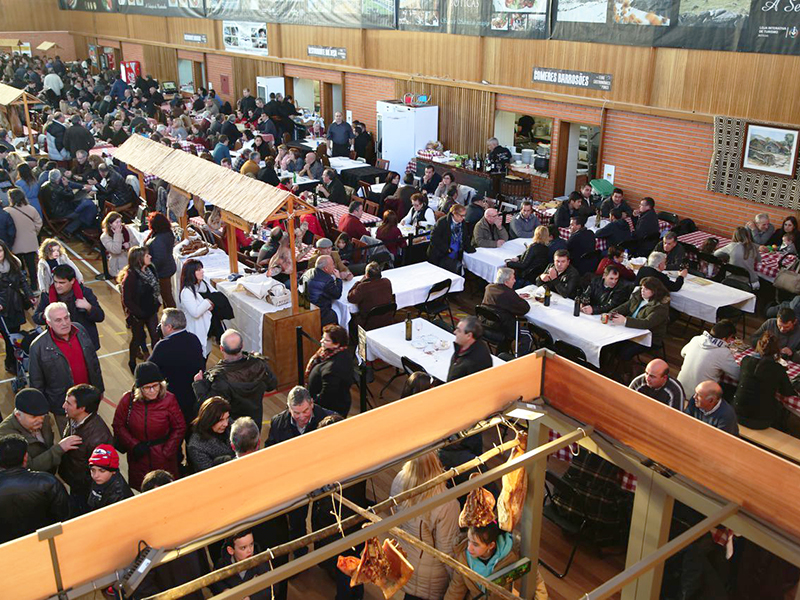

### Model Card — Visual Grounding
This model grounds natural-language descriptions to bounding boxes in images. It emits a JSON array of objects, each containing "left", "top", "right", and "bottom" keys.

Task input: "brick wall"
[
  {"left": 601, "top": 111, "right": 795, "bottom": 237},
  {"left": 205, "top": 54, "right": 234, "bottom": 102},
  {"left": 0, "top": 30, "right": 76, "bottom": 61},
  {"left": 344, "top": 73, "right": 394, "bottom": 133},
  {"left": 121, "top": 42, "right": 145, "bottom": 74}
]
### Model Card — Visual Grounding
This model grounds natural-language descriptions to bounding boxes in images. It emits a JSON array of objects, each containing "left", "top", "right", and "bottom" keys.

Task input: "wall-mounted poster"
[
  {"left": 399, "top": 0, "right": 547, "bottom": 38},
  {"left": 58, "top": 0, "right": 115, "bottom": 11},
  {"left": 117, "top": 0, "right": 205, "bottom": 18},
  {"left": 222, "top": 21, "right": 269, "bottom": 56},
  {"left": 207, "top": 0, "right": 395, "bottom": 29},
  {"left": 742, "top": 123, "right": 800, "bottom": 178}
]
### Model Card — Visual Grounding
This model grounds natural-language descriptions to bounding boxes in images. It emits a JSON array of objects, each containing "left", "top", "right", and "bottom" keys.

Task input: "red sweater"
[
  {"left": 595, "top": 257, "right": 635, "bottom": 281},
  {"left": 338, "top": 213, "right": 368, "bottom": 240},
  {"left": 51, "top": 327, "right": 89, "bottom": 386}
]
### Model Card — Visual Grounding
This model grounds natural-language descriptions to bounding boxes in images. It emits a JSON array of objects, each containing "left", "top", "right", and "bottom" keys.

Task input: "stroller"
[{"left": 1, "top": 316, "right": 43, "bottom": 393}]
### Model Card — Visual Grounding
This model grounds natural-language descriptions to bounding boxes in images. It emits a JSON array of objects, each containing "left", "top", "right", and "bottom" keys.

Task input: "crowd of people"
[{"left": 1, "top": 50, "right": 799, "bottom": 599}]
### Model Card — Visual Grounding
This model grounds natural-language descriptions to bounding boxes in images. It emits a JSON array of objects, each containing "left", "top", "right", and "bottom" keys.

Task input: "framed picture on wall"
[{"left": 741, "top": 123, "right": 800, "bottom": 178}]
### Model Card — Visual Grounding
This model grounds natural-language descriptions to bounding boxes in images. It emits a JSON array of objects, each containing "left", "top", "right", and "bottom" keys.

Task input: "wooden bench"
[{"left": 740, "top": 425, "right": 800, "bottom": 464}]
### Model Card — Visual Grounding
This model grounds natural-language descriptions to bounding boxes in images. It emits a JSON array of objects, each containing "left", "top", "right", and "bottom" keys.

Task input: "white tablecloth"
[
  {"left": 278, "top": 170, "right": 319, "bottom": 186},
  {"left": 332, "top": 262, "right": 465, "bottom": 331},
  {"left": 173, "top": 243, "right": 246, "bottom": 312},
  {"left": 127, "top": 225, "right": 150, "bottom": 246},
  {"left": 216, "top": 275, "right": 289, "bottom": 355},
  {"left": 463, "top": 238, "right": 529, "bottom": 283},
  {"left": 366, "top": 318, "right": 505, "bottom": 382},
  {"left": 517, "top": 285, "right": 652, "bottom": 367},
  {"left": 329, "top": 156, "right": 367, "bottom": 172},
  {"left": 665, "top": 273, "right": 756, "bottom": 323}
]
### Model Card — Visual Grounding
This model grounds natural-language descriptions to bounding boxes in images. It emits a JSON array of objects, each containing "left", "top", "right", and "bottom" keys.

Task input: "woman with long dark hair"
[
  {"left": 179, "top": 258, "right": 213, "bottom": 357},
  {"left": 145, "top": 212, "right": 177, "bottom": 309},
  {"left": 14, "top": 163, "right": 42, "bottom": 216},
  {"left": 119, "top": 246, "right": 162, "bottom": 373},
  {"left": 0, "top": 239, "right": 35, "bottom": 373},
  {"left": 305, "top": 324, "right": 354, "bottom": 417},
  {"left": 375, "top": 210, "right": 407, "bottom": 259},
  {"left": 379, "top": 171, "right": 400, "bottom": 208},
  {"left": 766, "top": 215, "right": 799, "bottom": 248},
  {"left": 186, "top": 396, "right": 234, "bottom": 472},
  {"left": 100, "top": 211, "right": 131, "bottom": 278}
]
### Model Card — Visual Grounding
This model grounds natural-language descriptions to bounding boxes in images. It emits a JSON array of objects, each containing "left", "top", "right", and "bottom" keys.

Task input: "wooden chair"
[
  {"left": 38, "top": 183, "right": 70, "bottom": 238},
  {"left": 364, "top": 200, "right": 380, "bottom": 217},
  {"left": 358, "top": 180, "right": 373, "bottom": 199},
  {"left": 144, "top": 186, "right": 157, "bottom": 211},
  {"left": 104, "top": 201, "right": 138, "bottom": 222},
  {"left": 475, "top": 305, "right": 508, "bottom": 353},
  {"left": 351, "top": 238, "right": 368, "bottom": 264},
  {"left": 376, "top": 158, "right": 390, "bottom": 170},
  {"left": 318, "top": 211, "right": 338, "bottom": 238}
]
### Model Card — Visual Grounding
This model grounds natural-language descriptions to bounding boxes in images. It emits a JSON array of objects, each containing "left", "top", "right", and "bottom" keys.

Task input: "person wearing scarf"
[
  {"left": 119, "top": 246, "right": 162, "bottom": 374},
  {"left": 401, "top": 193, "right": 436, "bottom": 228},
  {"left": 100, "top": 211, "right": 131, "bottom": 278},
  {"left": 305, "top": 324, "right": 353, "bottom": 417}
]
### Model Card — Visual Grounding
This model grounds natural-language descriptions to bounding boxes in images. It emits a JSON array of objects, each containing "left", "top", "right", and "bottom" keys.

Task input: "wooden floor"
[{"left": 5, "top": 239, "right": 774, "bottom": 600}]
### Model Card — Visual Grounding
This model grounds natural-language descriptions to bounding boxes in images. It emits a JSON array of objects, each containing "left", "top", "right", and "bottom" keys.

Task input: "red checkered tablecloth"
[
  {"left": 678, "top": 230, "right": 732, "bottom": 250},
  {"left": 678, "top": 230, "right": 795, "bottom": 280},
  {"left": 556, "top": 219, "right": 672, "bottom": 253},
  {"left": 728, "top": 347, "right": 800, "bottom": 412},
  {"left": 317, "top": 200, "right": 381, "bottom": 226}
]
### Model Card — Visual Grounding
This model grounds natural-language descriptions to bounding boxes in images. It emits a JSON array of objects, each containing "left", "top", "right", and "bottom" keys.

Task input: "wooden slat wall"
[
  {"left": 231, "top": 56, "right": 282, "bottom": 103},
  {"left": 279, "top": 24, "right": 364, "bottom": 68},
  {"left": 125, "top": 13, "right": 168, "bottom": 44},
  {"left": 166, "top": 16, "right": 217, "bottom": 49},
  {"left": 395, "top": 80, "right": 494, "bottom": 157},
  {"left": 142, "top": 44, "right": 178, "bottom": 84}
]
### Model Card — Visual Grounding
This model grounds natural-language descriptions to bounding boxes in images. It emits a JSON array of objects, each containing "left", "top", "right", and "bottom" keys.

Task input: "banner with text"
[
  {"left": 207, "top": 0, "right": 396, "bottom": 29},
  {"left": 397, "top": 0, "right": 548, "bottom": 38},
  {"left": 58, "top": 0, "right": 116, "bottom": 11},
  {"left": 222, "top": 21, "right": 269, "bottom": 56},
  {"left": 117, "top": 0, "right": 205, "bottom": 17}
]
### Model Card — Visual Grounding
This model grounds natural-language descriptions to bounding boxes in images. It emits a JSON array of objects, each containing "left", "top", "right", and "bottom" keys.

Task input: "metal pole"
[
  {"left": 584, "top": 502, "right": 739, "bottom": 600},
  {"left": 296, "top": 326, "right": 304, "bottom": 386},
  {"left": 208, "top": 427, "right": 591, "bottom": 600}
]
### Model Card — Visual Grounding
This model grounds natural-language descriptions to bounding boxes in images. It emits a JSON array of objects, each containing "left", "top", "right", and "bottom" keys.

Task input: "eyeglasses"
[{"left": 141, "top": 383, "right": 161, "bottom": 392}]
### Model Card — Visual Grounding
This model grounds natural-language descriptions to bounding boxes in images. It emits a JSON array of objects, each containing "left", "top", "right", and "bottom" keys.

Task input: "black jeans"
[
  {"left": 18, "top": 252, "right": 37, "bottom": 291},
  {"left": 1, "top": 321, "right": 19, "bottom": 372},
  {"left": 128, "top": 313, "right": 160, "bottom": 372}
]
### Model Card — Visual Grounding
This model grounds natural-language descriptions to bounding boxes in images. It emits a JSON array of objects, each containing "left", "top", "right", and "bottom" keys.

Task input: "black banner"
[
  {"left": 206, "top": 0, "right": 396, "bottom": 29},
  {"left": 117, "top": 0, "right": 205, "bottom": 17},
  {"left": 533, "top": 67, "right": 613, "bottom": 90},
  {"left": 397, "top": 0, "right": 547, "bottom": 38},
  {"left": 58, "top": 0, "right": 116, "bottom": 11}
]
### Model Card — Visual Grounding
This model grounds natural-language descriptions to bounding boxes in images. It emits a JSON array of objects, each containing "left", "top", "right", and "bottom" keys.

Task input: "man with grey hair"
[
  {"left": 193, "top": 329, "right": 277, "bottom": 427},
  {"left": 447, "top": 316, "right": 493, "bottom": 382},
  {"left": 45, "top": 168, "right": 98, "bottom": 235},
  {"left": 634, "top": 250, "right": 687, "bottom": 292},
  {"left": 302, "top": 255, "right": 343, "bottom": 326},
  {"left": 748, "top": 213, "right": 775, "bottom": 245},
  {"left": 486, "top": 136, "right": 512, "bottom": 171},
  {"left": 230, "top": 417, "right": 261, "bottom": 457},
  {"left": 220, "top": 113, "right": 242, "bottom": 148},
  {"left": 479, "top": 267, "right": 529, "bottom": 348},
  {"left": 151, "top": 308, "right": 206, "bottom": 425},
  {"left": 29, "top": 303, "right": 104, "bottom": 432},
  {"left": 266, "top": 386, "right": 335, "bottom": 447}
]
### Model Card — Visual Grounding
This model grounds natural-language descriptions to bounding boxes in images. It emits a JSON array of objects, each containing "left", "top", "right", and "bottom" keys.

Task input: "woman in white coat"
[
  {"left": 390, "top": 451, "right": 461, "bottom": 600},
  {"left": 178, "top": 258, "right": 214, "bottom": 356}
]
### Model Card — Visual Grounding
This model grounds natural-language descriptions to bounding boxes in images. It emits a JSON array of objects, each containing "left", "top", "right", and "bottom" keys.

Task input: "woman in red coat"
[{"left": 112, "top": 362, "right": 186, "bottom": 491}]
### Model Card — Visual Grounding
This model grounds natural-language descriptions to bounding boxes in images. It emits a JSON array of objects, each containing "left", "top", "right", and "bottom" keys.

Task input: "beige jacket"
[
  {"left": 390, "top": 474, "right": 461, "bottom": 600},
  {"left": 5, "top": 205, "right": 42, "bottom": 255},
  {"left": 100, "top": 230, "right": 130, "bottom": 277}
]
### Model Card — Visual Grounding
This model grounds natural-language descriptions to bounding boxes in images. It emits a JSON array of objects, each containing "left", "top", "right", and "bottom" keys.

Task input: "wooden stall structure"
[
  {"left": 36, "top": 41, "right": 60, "bottom": 55},
  {"left": 0, "top": 83, "right": 40, "bottom": 151},
  {"left": 1, "top": 351, "right": 800, "bottom": 599}
]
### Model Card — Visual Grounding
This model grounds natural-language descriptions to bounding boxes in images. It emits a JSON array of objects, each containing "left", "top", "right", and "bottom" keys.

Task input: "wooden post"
[
  {"left": 21, "top": 94, "right": 34, "bottom": 153},
  {"left": 519, "top": 421, "right": 548, "bottom": 598},
  {"left": 286, "top": 195, "right": 299, "bottom": 315},
  {"left": 136, "top": 169, "right": 146, "bottom": 203},
  {"left": 226, "top": 223, "right": 238, "bottom": 274}
]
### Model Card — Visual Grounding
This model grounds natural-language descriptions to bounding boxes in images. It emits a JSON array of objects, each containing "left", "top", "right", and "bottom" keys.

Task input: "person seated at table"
[
  {"left": 554, "top": 191, "right": 592, "bottom": 228},
  {"left": 239, "top": 150, "right": 260, "bottom": 177},
  {"left": 297, "top": 151, "right": 323, "bottom": 181},
  {"left": 766, "top": 215, "right": 798, "bottom": 249},
  {"left": 635, "top": 251, "right": 686, "bottom": 292},
  {"left": 506, "top": 224, "right": 550, "bottom": 287},
  {"left": 509, "top": 200, "right": 540, "bottom": 239},
  {"left": 580, "top": 265, "right": 629, "bottom": 316},
  {"left": 750, "top": 307, "right": 800, "bottom": 362},
  {"left": 447, "top": 316, "right": 493, "bottom": 382},
  {"left": 632, "top": 197, "right": 660, "bottom": 256},
  {"left": 256, "top": 226, "right": 283, "bottom": 268},
  {"left": 472, "top": 207, "right": 509, "bottom": 249},
  {"left": 379, "top": 172, "right": 400, "bottom": 207},
  {"left": 375, "top": 210, "right": 406, "bottom": 260},
  {"left": 307, "top": 238, "right": 353, "bottom": 281},
  {"left": 401, "top": 193, "right": 436, "bottom": 228},
  {"left": 685, "top": 380, "right": 739, "bottom": 436},
  {"left": 610, "top": 276, "right": 671, "bottom": 363},
  {"left": 599, "top": 187, "right": 632, "bottom": 219},
  {"left": 464, "top": 195, "right": 485, "bottom": 226},
  {"left": 266, "top": 231, "right": 293, "bottom": 286},
  {"left": 547, "top": 223, "right": 568, "bottom": 260},
  {"left": 220, "top": 223, "right": 253, "bottom": 255},
  {"left": 480, "top": 267, "right": 529, "bottom": 349},
  {"left": 713, "top": 226, "right": 760, "bottom": 288},
  {"left": 420, "top": 164, "right": 441, "bottom": 195},
  {"left": 305, "top": 324, "right": 354, "bottom": 418},
  {"left": 338, "top": 200, "right": 369, "bottom": 240},
  {"left": 779, "top": 232, "right": 797, "bottom": 255},
  {"left": 536, "top": 249, "right": 580, "bottom": 299},
  {"left": 629, "top": 358, "right": 685, "bottom": 410},
  {"left": 302, "top": 255, "right": 343, "bottom": 326},
  {"left": 746, "top": 213, "right": 775, "bottom": 246},
  {"left": 438, "top": 185, "right": 460, "bottom": 216},
  {"left": 595, "top": 246, "right": 635, "bottom": 281},
  {"left": 315, "top": 142, "right": 331, "bottom": 168},
  {"left": 677, "top": 320, "right": 740, "bottom": 397},
  {"left": 346, "top": 261, "right": 394, "bottom": 334},
  {"left": 733, "top": 331, "right": 794, "bottom": 431},
  {"left": 428, "top": 204, "right": 474, "bottom": 275},
  {"left": 43, "top": 169, "right": 98, "bottom": 237},
  {"left": 316, "top": 168, "right": 347, "bottom": 206},
  {"left": 255, "top": 155, "right": 280, "bottom": 187},
  {"left": 383, "top": 191, "right": 409, "bottom": 222},
  {"left": 211, "top": 134, "right": 231, "bottom": 165},
  {"left": 284, "top": 147, "right": 305, "bottom": 173},
  {"left": 654, "top": 231, "right": 686, "bottom": 271},
  {"left": 567, "top": 216, "right": 597, "bottom": 275}
]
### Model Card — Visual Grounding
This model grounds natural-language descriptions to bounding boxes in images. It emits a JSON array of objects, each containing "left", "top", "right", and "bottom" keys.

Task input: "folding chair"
[
  {"left": 417, "top": 279, "right": 455, "bottom": 328},
  {"left": 475, "top": 305, "right": 509, "bottom": 354},
  {"left": 376, "top": 158, "right": 389, "bottom": 170}
]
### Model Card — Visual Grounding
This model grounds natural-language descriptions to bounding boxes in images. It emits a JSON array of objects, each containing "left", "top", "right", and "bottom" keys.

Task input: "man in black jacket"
[
  {"left": 566, "top": 216, "right": 597, "bottom": 275},
  {"left": 150, "top": 309, "right": 207, "bottom": 426},
  {"left": 635, "top": 251, "right": 687, "bottom": 292},
  {"left": 302, "top": 256, "right": 343, "bottom": 326},
  {"left": 480, "top": 268, "right": 530, "bottom": 341},
  {"left": 536, "top": 249, "right": 581, "bottom": 299},
  {"left": 220, "top": 115, "right": 242, "bottom": 149},
  {"left": 0, "top": 433, "right": 69, "bottom": 544},
  {"left": 92, "top": 162, "right": 136, "bottom": 208},
  {"left": 62, "top": 115, "right": 95, "bottom": 157},
  {"left": 209, "top": 531, "right": 271, "bottom": 600},
  {"left": 239, "top": 88, "right": 257, "bottom": 115},
  {"left": 265, "top": 386, "right": 335, "bottom": 447},
  {"left": 654, "top": 231, "right": 686, "bottom": 271},
  {"left": 599, "top": 188, "right": 633, "bottom": 218},
  {"left": 447, "top": 317, "right": 494, "bottom": 382},
  {"left": 633, "top": 196, "right": 660, "bottom": 256},
  {"left": 316, "top": 168, "right": 347, "bottom": 205},
  {"left": 193, "top": 329, "right": 277, "bottom": 428},
  {"left": 595, "top": 207, "right": 632, "bottom": 249},
  {"left": 554, "top": 192, "right": 593, "bottom": 229},
  {"left": 580, "top": 265, "right": 630, "bottom": 315},
  {"left": 33, "top": 264, "right": 105, "bottom": 350}
]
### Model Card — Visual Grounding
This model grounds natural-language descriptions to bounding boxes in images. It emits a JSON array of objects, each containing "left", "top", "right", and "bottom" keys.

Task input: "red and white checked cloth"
[
  {"left": 730, "top": 347, "right": 800, "bottom": 412},
  {"left": 678, "top": 230, "right": 732, "bottom": 250},
  {"left": 317, "top": 200, "right": 381, "bottom": 226},
  {"left": 557, "top": 219, "right": 672, "bottom": 253},
  {"left": 678, "top": 230, "right": 796, "bottom": 279}
]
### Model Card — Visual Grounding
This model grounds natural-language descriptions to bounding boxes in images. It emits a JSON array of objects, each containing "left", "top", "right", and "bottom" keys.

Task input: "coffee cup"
[{"left": 600, "top": 313, "right": 609, "bottom": 324}]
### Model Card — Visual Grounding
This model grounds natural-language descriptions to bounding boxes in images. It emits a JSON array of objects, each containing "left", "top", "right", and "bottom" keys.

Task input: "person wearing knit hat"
[
  {"left": 134, "top": 361, "right": 164, "bottom": 388},
  {"left": 87, "top": 444, "right": 133, "bottom": 511}
]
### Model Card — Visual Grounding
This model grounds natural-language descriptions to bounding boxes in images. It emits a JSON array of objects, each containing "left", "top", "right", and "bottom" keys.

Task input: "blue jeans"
[{"left": 66, "top": 197, "right": 98, "bottom": 232}]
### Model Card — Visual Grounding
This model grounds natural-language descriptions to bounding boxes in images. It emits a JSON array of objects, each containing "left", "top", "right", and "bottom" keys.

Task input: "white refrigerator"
[{"left": 376, "top": 101, "right": 439, "bottom": 172}]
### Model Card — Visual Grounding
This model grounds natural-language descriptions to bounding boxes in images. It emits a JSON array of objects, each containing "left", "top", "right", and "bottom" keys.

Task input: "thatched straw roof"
[
  {"left": 0, "top": 39, "right": 21, "bottom": 49},
  {"left": 36, "top": 42, "right": 60, "bottom": 51},
  {"left": 114, "top": 135, "right": 315, "bottom": 224},
  {"left": 0, "top": 83, "right": 40, "bottom": 107}
]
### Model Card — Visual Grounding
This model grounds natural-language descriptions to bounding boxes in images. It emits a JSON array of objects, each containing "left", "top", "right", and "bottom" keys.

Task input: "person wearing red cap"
[{"left": 87, "top": 444, "right": 133, "bottom": 511}]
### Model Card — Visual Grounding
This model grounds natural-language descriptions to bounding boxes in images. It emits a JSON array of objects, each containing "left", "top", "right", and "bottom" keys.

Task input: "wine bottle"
[
  {"left": 405, "top": 314, "right": 413, "bottom": 341},
  {"left": 573, "top": 298, "right": 581, "bottom": 317},
  {"left": 543, "top": 287, "right": 551, "bottom": 307}
]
